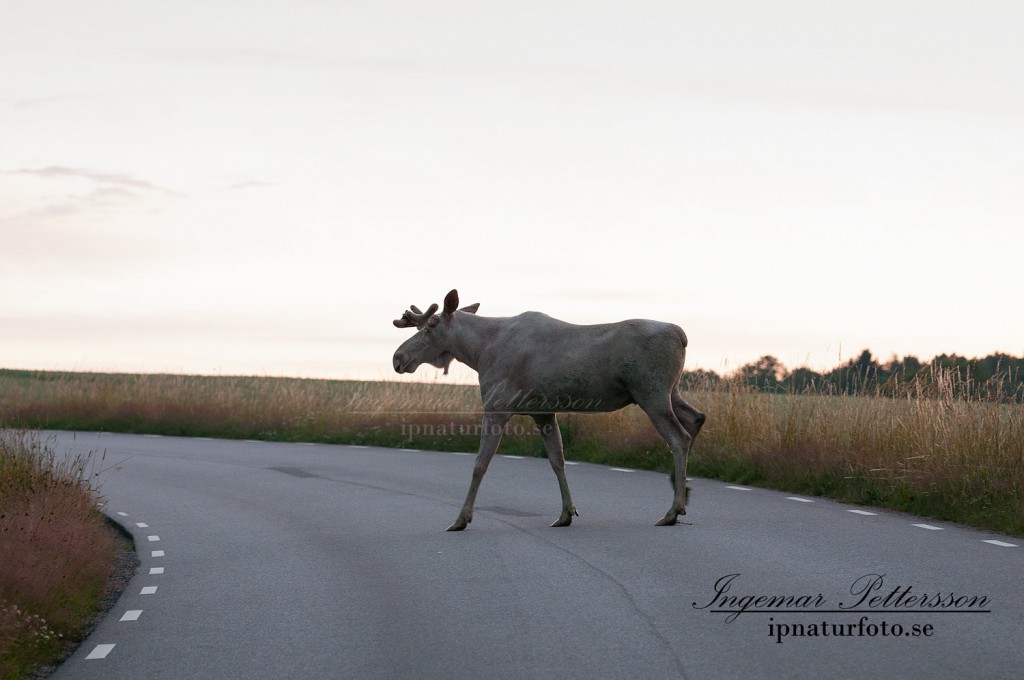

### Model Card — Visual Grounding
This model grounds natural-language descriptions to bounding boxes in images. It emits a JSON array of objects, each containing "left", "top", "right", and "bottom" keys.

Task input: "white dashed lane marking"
[
  {"left": 92, "top": 512, "right": 166, "bottom": 663},
  {"left": 715, "top": 481, "right": 1015, "bottom": 550},
  {"left": 609, "top": 467, "right": 634, "bottom": 473},
  {"left": 85, "top": 644, "right": 115, "bottom": 660}
]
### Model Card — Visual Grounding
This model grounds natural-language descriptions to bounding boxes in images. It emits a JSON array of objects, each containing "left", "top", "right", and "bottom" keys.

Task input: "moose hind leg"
[
  {"left": 533, "top": 413, "right": 578, "bottom": 527},
  {"left": 672, "top": 391, "right": 706, "bottom": 440},
  {"left": 641, "top": 404, "right": 693, "bottom": 526},
  {"left": 448, "top": 412, "right": 511, "bottom": 531}
]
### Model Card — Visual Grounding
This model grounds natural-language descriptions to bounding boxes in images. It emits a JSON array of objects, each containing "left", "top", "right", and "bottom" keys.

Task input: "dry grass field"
[{"left": 2, "top": 368, "right": 1021, "bottom": 537}]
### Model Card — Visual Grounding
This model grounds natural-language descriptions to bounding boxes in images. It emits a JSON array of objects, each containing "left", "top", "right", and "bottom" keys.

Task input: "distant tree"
[
  {"left": 720, "top": 349, "right": 1024, "bottom": 402},
  {"left": 966, "top": 353, "right": 1024, "bottom": 401},
  {"left": 879, "top": 355, "right": 923, "bottom": 395},
  {"left": 736, "top": 355, "right": 785, "bottom": 392},
  {"left": 824, "top": 349, "right": 881, "bottom": 394},
  {"left": 783, "top": 366, "right": 824, "bottom": 394},
  {"left": 887, "top": 354, "right": 923, "bottom": 379},
  {"left": 680, "top": 369, "right": 721, "bottom": 391}
]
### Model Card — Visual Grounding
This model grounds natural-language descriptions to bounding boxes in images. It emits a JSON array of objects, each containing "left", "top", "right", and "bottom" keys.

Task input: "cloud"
[
  {"left": 8, "top": 166, "right": 176, "bottom": 195},
  {"left": 203, "top": 47, "right": 424, "bottom": 75},
  {"left": 11, "top": 92, "right": 107, "bottom": 111},
  {"left": 222, "top": 179, "right": 276, "bottom": 191},
  {"left": 0, "top": 165, "right": 179, "bottom": 271}
]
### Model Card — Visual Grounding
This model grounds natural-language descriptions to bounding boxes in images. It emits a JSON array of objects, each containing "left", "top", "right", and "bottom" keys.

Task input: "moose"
[{"left": 393, "top": 289, "right": 706, "bottom": 531}]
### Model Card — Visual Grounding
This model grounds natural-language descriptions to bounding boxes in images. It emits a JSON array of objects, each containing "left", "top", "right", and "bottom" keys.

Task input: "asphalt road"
[{"left": 46, "top": 431, "right": 1023, "bottom": 680}]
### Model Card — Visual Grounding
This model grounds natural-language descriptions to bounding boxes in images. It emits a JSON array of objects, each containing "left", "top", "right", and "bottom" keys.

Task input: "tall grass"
[
  {"left": 1, "top": 367, "right": 1021, "bottom": 536},
  {"left": 0, "top": 370, "right": 481, "bottom": 447},
  {"left": 687, "top": 370, "right": 1024, "bottom": 534},
  {"left": 0, "top": 430, "right": 121, "bottom": 679}
]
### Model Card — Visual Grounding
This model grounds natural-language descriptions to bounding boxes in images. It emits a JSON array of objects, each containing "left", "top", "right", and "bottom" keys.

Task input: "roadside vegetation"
[
  {"left": 1, "top": 364, "right": 1021, "bottom": 538},
  {"left": 0, "top": 429, "right": 123, "bottom": 680}
]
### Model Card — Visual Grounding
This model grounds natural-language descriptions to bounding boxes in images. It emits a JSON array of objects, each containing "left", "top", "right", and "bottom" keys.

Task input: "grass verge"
[
  {"left": 0, "top": 429, "right": 126, "bottom": 680},
  {"left": 1, "top": 368, "right": 1021, "bottom": 537}
]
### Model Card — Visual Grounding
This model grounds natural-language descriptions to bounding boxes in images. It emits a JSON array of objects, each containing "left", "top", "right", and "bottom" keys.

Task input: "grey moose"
[{"left": 393, "top": 289, "right": 706, "bottom": 531}]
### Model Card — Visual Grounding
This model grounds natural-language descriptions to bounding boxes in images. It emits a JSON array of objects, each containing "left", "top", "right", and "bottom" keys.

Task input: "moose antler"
[{"left": 393, "top": 302, "right": 439, "bottom": 329}]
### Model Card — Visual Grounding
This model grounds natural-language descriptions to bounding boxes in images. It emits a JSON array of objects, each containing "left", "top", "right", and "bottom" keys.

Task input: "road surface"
[{"left": 46, "top": 432, "right": 1023, "bottom": 679}]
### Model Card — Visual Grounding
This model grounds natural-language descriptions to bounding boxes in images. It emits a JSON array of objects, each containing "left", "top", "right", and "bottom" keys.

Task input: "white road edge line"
[
  {"left": 116, "top": 512, "right": 129, "bottom": 517},
  {"left": 135, "top": 523, "right": 148, "bottom": 528},
  {"left": 119, "top": 610, "right": 142, "bottom": 622},
  {"left": 565, "top": 461, "right": 580, "bottom": 465},
  {"left": 726, "top": 485, "right": 752, "bottom": 491},
  {"left": 609, "top": 467, "right": 634, "bottom": 473},
  {"left": 85, "top": 644, "right": 115, "bottom": 659},
  {"left": 152, "top": 550, "right": 165, "bottom": 557},
  {"left": 502, "top": 455, "right": 525, "bottom": 459},
  {"left": 912, "top": 523, "right": 943, "bottom": 531},
  {"left": 848, "top": 509, "right": 877, "bottom": 516},
  {"left": 149, "top": 567, "right": 164, "bottom": 575},
  {"left": 786, "top": 497, "right": 814, "bottom": 503},
  {"left": 140, "top": 586, "right": 158, "bottom": 595},
  {"left": 147, "top": 535, "right": 160, "bottom": 542},
  {"left": 982, "top": 539, "right": 1018, "bottom": 547}
]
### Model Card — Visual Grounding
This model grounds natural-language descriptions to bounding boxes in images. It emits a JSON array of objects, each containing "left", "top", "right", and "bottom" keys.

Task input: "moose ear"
[
  {"left": 442, "top": 289, "right": 459, "bottom": 316},
  {"left": 458, "top": 303, "right": 480, "bottom": 315}
]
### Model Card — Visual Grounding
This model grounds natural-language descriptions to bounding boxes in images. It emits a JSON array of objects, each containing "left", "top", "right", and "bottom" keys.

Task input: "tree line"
[{"left": 683, "top": 350, "right": 1024, "bottom": 402}]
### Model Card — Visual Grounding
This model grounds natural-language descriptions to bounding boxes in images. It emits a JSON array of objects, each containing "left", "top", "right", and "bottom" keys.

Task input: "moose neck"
[{"left": 447, "top": 312, "right": 498, "bottom": 373}]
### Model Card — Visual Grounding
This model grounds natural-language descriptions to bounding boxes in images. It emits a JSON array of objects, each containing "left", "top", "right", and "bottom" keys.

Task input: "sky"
[{"left": 2, "top": 1, "right": 1022, "bottom": 383}]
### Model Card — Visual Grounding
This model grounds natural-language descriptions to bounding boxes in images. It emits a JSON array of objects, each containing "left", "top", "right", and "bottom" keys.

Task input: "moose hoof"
[
  {"left": 655, "top": 515, "right": 679, "bottom": 526},
  {"left": 446, "top": 518, "right": 469, "bottom": 532},
  {"left": 551, "top": 506, "right": 578, "bottom": 528}
]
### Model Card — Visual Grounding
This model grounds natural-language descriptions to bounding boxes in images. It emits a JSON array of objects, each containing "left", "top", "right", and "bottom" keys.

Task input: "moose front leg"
[
  {"left": 447, "top": 412, "right": 511, "bottom": 531},
  {"left": 532, "top": 413, "right": 578, "bottom": 527}
]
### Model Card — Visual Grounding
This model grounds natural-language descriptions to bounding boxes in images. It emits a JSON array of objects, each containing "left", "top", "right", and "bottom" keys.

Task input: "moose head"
[{"left": 392, "top": 289, "right": 479, "bottom": 375}]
